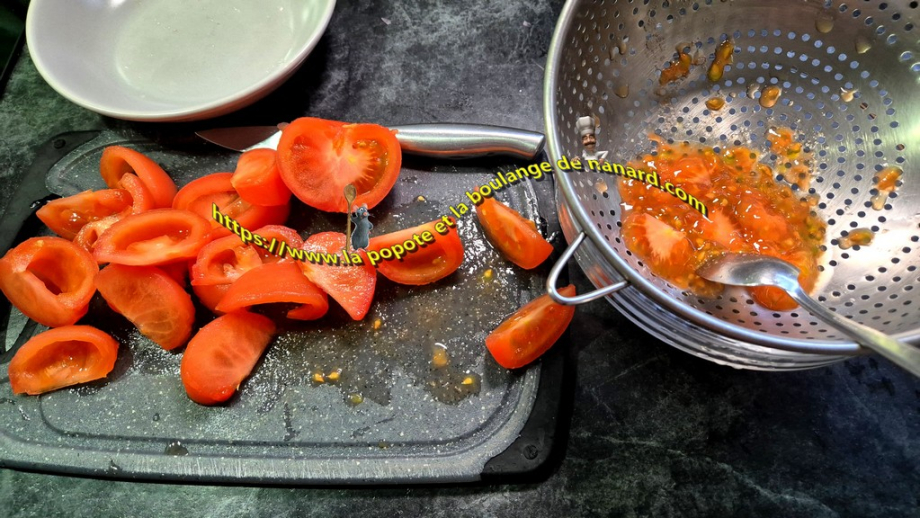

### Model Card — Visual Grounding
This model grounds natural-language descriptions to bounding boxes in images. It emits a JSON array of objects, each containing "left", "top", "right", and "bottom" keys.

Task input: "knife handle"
[{"left": 389, "top": 124, "right": 545, "bottom": 160}]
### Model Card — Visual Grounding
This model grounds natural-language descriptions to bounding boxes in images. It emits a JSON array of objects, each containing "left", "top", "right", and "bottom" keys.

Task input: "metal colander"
[{"left": 543, "top": 0, "right": 920, "bottom": 369}]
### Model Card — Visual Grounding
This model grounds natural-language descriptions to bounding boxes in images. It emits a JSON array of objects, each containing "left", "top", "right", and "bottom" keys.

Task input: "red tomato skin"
[
  {"left": 192, "top": 283, "right": 231, "bottom": 314},
  {"left": 95, "top": 264, "right": 195, "bottom": 350},
  {"left": 367, "top": 218, "right": 465, "bottom": 285},
  {"left": 215, "top": 262, "right": 329, "bottom": 319},
  {"left": 100, "top": 146, "right": 177, "bottom": 208},
  {"left": 276, "top": 118, "right": 402, "bottom": 213},
  {"left": 0, "top": 237, "right": 98, "bottom": 327},
  {"left": 299, "top": 232, "right": 376, "bottom": 320},
  {"left": 476, "top": 196, "right": 553, "bottom": 270},
  {"left": 93, "top": 209, "right": 212, "bottom": 266},
  {"left": 173, "top": 173, "right": 290, "bottom": 238},
  {"left": 190, "top": 234, "right": 263, "bottom": 286},
  {"left": 485, "top": 285, "right": 576, "bottom": 369},
  {"left": 180, "top": 311, "right": 276, "bottom": 405},
  {"left": 253, "top": 225, "right": 303, "bottom": 264},
  {"left": 36, "top": 189, "right": 132, "bottom": 240},
  {"left": 231, "top": 148, "right": 292, "bottom": 206},
  {"left": 8, "top": 325, "right": 119, "bottom": 395}
]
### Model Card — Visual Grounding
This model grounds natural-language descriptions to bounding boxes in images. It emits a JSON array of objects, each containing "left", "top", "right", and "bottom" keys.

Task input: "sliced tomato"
[
  {"left": 117, "top": 172, "right": 157, "bottom": 214},
  {"left": 299, "top": 232, "right": 376, "bottom": 320},
  {"left": 180, "top": 311, "right": 276, "bottom": 405},
  {"left": 36, "top": 189, "right": 132, "bottom": 240},
  {"left": 276, "top": 117, "right": 401, "bottom": 213},
  {"left": 190, "top": 234, "right": 262, "bottom": 286},
  {"left": 485, "top": 285, "right": 577, "bottom": 369},
  {"left": 621, "top": 212, "right": 697, "bottom": 288},
  {"left": 231, "top": 148, "right": 291, "bottom": 206},
  {"left": 8, "top": 326, "right": 119, "bottom": 395},
  {"left": 93, "top": 209, "right": 212, "bottom": 266},
  {"left": 172, "top": 172, "right": 290, "bottom": 236},
  {"left": 215, "top": 262, "right": 329, "bottom": 320},
  {"left": 0, "top": 237, "right": 97, "bottom": 327},
  {"left": 253, "top": 225, "right": 303, "bottom": 264},
  {"left": 100, "top": 146, "right": 177, "bottom": 208},
  {"left": 95, "top": 264, "right": 195, "bottom": 350},
  {"left": 367, "top": 218, "right": 464, "bottom": 285},
  {"left": 475, "top": 196, "right": 553, "bottom": 270},
  {"left": 158, "top": 262, "right": 189, "bottom": 287},
  {"left": 192, "top": 283, "right": 231, "bottom": 314},
  {"left": 73, "top": 215, "right": 120, "bottom": 254}
]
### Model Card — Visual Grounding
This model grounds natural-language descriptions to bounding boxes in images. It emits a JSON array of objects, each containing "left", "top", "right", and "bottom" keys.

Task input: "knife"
[{"left": 196, "top": 123, "right": 546, "bottom": 160}]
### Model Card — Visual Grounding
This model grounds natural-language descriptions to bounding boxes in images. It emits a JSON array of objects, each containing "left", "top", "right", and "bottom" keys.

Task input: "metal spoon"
[
  {"left": 344, "top": 184, "right": 357, "bottom": 255},
  {"left": 698, "top": 253, "right": 920, "bottom": 377}
]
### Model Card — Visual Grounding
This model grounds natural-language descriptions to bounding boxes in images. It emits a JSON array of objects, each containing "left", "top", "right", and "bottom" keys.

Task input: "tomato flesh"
[
  {"left": 37, "top": 189, "right": 132, "bottom": 240},
  {"left": 231, "top": 148, "right": 291, "bottom": 206},
  {"left": 173, "top": 172, "right": 290, "bottom": 237},
  {"left": 475, "top": 196, "right": 553, "bottom": 270},
  {"left": 191, "top": 234, "right": 263, "bottom": 286},
  {"left": 485, "top": 285, "right": 576, "bottom": 369},
  {"left": 95, "top": 264, "right": 195, "bottom": 350},
  {"left": 253, "top": 225, "right": 303, "bottom": 264},
  {"left": 180, "top": 311, "right": 276, "bottom": 405},
  {"left": 299, "top": 232, "right": 376, "bottom": 320},
  {"left": 93, "top": 209, "right": 212, "bottom": 266},
  {"left": 192, "top": 283, "right": 231, "bottom": 314},
  {"left": 367, "top": 218, "right": 464, "bottom": 285},
  {"left": 215, "top": 262, "right": 329, "bottom": 320},
  {"left": 100, "top": 146, "right": 177, "bottom": 208},
  {"left": 8, "top": 326, "right": 119, "bottom": 395},
  {"left": 277, "top": 117, "right": 401, "bottom": 213},
  {"left": 0, "top": 237, "right": 98, "bottom": 327}
]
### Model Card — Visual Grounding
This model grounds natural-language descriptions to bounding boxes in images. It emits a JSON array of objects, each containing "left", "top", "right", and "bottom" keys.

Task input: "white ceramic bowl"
[{"left": 26, "top": 0, "right": 335, "bottom": 122}]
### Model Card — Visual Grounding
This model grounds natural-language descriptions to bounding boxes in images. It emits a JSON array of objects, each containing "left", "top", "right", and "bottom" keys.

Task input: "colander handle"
[{"left": 547, "top": 232, "right": 629, "bottom": 305}]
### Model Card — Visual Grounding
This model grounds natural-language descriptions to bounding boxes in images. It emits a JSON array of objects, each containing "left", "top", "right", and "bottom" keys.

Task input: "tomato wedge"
[
  {"left": 231, "top": 148, "right": 291, "bottom": 206},
  {"left": 254, "top": 225, "right": 303, "bottom": 264},
  {"left": 0, "top": 237, "right": 97, "bottom": 327},
  {"left": 73, "top": 215, "right": 120, "bottom": 254},
  {"left": 277, "top": 117, "right": 401, "bottom": 212},
  {"left": 216, "top": 262, "right": 329, "bottom": 320},
  {"left": 476, "top": 196, "right": 553, "bottom": 270},
  {"left": 100, "top": 146, "right": 177, "bottom": 208},
  {"left": 37, "top": 189, "right": 132, "bottom": 240},
  {"left": 485, "top": 285, "right": 577, "bottom": 369},
  {"left": 8, "top": 326, "right": 119, "bottom": 395},
  {"left": 180, "top": 311, "right": 276, "bottom": 405},
  {"left": 117, "top": 172, "right": 157, "bottom": 214},
  {"left": 95, "top": 264, "right": 195, "bottom": 350},
  {"left": 190, "top": 234, "right": 263, "bottom": 286},
  {"left": 299, "top": 232, "right": 376, "bottom": 320},
  {"left": 192, "top": 283, "right": 231, "bottom": 314},
  {"left": 172, "top": 172, "right": 290, "bottom": 237},
  {"left": 93, "top": 209, "right": 212, "bottom": 266},
  {"left": 367, "top": 218, "right": 464, "bottom": 285}
]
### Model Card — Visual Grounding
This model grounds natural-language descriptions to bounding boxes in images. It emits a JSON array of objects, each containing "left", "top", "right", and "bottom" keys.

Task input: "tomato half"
[
  {"left": 276, "top": 117, "right": 401, "bottom": 212},
  {"left": 299, "top": 232, "right": 376, "bottom": 320},
  {"left": 180, "top": 311, "right": 276, "bottom": 405},
  {"left": 0, "top": 237, "right": 97, "bottom": 327},
  {"left": 37, "top": 189, "right": 132, "bottom": 240},
  {"left": 93, "top": 209, "right": 212, "bottom": 266},
  {"left": 95, "top": 264, "right": 195, "bottom": 350},
  {"left": 8, "top": 326, "right": 119, "bottom": 395},
  {"left": 172, "top": 172, "right": 290, "bottom": 236},
  {"left": 216, "top": 262, "right": 329, "bottom": 320},
  {"left": 231, "top": 148, "right": 291, "bottom": 206},
  {"left": 253, "top": 225, "right": 303, "bottom": 264},
  {"left": 485, "top": 285, "right": 577, "bottom": 369},
  {"left": 190, "top": 234, "right": 263, "bottom": 286},
  {"left": 100, "top": 146, "right": 177, "bottom": 208},
  {"left": 475, "top": 196, "right": 553, "bottom": 270},
  {"left": 367, "top": 218, "right": 464, "bottom": 285}
]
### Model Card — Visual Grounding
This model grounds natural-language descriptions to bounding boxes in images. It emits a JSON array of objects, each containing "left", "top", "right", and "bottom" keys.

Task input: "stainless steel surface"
[
  {"left": 700, "top": 253, "right": 920, "bottom": 374},
  {"left": 546, "top": 232, "right": 629, "bottom": 304},
  {"left": 197, "top": 123, "right": 546, "bottom": 159},
  {"left": 544, "top": 0, "right": 920, "bottom": 369}
]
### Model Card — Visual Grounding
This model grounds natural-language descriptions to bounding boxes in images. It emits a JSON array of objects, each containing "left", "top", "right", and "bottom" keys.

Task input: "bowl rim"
[{"left": 25, "top": 0, "right": 336, "bottom": 122}]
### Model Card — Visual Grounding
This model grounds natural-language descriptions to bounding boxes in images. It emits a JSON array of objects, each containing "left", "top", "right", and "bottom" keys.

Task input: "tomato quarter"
[
  {"left": 37, "top": 189, "right": 132, "bottom": 240},
  {"left": 231, "top": 148, "right": 291, "bottom": 206},
  {"left": 299, "top": 232, "right": 376, "bottom": 320},
  {"left": 215, "top": 262, "right": 329, "bottom": 320},
  {"left": 8, "top": 326, "right": 119, "bottom": 395},
  {"left": 485, "top": 285, "right": 576, "bottom": 369},
  {"left": 93, "top": 209, "right": 212, "bottom": 266},
  {"left": 100, "top": 146, "right": 177, "bottom": 208},
  {"left": 368, "top": 218, "right": 464, "bottom": 285},
  {"left": 475, "top": 196, "right": 553, "bottom": 270},
  {"left": 172, "top": 172, "right": 289, "bottom": 237},
  {"left": 190, "top": 234, "right": 263, "bottom": 286},
  {"left": 277, "top": 117, "right": 401, "bottom": 213}
]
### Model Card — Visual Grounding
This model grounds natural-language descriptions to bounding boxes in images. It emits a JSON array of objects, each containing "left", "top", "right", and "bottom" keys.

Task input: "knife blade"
[{"left": 196, "top": 123, "right": 545, "bottom": 160}]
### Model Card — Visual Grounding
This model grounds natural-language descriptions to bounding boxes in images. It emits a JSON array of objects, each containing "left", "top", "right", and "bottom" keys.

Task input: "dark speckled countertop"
[{"left": 1, "top": 1, "right": 918, "bottom": 517}]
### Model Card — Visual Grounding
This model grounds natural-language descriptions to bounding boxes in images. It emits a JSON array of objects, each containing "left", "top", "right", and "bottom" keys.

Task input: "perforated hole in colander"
[{"left": 550, "top": 0, "right": 920, "bottom": 347}]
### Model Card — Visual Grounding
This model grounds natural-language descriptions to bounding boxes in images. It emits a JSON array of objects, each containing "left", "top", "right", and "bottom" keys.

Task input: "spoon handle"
[{"left": 789, "top": 287, "right": 920, "bottom": 377}]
